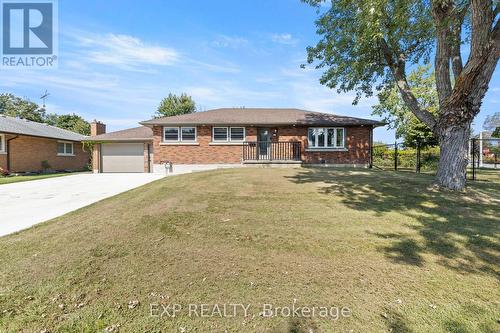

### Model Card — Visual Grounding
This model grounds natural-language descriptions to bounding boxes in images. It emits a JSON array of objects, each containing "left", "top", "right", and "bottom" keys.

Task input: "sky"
[{"left": 1, "top": 0, "right": 498, "bottom": 143}]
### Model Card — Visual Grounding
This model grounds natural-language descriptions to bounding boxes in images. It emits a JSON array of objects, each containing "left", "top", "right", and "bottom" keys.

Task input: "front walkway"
[{"left": 0, "top": 173, "right": 163, "bottom": 237}]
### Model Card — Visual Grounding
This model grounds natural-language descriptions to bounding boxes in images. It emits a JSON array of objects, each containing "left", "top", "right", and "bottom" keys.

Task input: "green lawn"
[
  {"left": 0, "top": 168, "right": 498, "bottom": 332},
  {"left": 0, "top": 172, "right": 86, "bottom": 185}
]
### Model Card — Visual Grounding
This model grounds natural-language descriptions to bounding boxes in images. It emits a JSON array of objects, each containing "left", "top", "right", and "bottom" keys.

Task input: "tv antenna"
[{"left": 40, "top": 90, "right": 50, "bottom": 107}]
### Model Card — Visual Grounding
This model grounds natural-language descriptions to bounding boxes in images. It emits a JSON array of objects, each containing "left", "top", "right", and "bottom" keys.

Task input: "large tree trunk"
[{"left": 435, "top": 121, "right": 471, "bottom": 190}]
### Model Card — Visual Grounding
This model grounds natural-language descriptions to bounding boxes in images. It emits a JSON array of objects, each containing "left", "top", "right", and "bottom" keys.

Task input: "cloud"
[
  {"left": 211, "top": 35, "right": 249, "bottom": 48},
  {"left": 71, "top": 32, "right": 179, "bottom": 69},
  {"left": 270, "top": 33, "right": 298, "bottom": 45}
]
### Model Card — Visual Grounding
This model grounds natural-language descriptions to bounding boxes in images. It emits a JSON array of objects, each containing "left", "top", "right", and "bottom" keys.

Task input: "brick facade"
[
  {"left": 152, "top": 125, "right": 372, "bottom": 165},
  {"left": 0, "top": 133, "right": 89, "bottom": 172}
]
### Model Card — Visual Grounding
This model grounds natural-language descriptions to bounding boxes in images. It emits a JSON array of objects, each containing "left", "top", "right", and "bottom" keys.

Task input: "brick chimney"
[{"left": 91, "top": 120, "right": 106, "bottom": 136}]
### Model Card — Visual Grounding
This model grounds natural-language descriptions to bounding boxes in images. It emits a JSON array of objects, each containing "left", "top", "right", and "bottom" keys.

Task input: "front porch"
[{"left": 242, "top": 141, "right": 302, "bottom": 164}]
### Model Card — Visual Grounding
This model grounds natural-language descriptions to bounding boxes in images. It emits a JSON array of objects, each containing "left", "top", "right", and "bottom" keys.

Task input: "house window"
[
  {"left": 230, "top": 127, "right": 245, "bottom": 141},
  {"left": 0, "top": 134, "right": 5, "bottom": 153},
  {"left": 308, "top": 128, "right": 345, "bottom": 148},
  {"left": 213, "top": 127, "right": 228, "bottom": 141},
  {"left": 57, "top": 142, "right": 74, "bottom": 156},
  {"left": 181, "top": 127, "right": 196, "bottom": 141},
  {"left": 212, "top": 127, "right": 245, "bottom": 142},
  {"left": 164, "top": 127, "right": 179, "bottom": 141},
  {"left": 164, "top": 127, "right": 197, "bottom": 142}
]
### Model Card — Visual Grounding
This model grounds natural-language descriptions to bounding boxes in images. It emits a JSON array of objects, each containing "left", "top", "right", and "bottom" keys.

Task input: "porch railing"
[{"left": 242, "top": 141, "right": 302, "bottom": 161}]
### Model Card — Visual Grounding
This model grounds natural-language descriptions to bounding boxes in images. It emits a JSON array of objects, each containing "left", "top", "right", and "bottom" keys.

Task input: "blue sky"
[{"left": 1, "top": 0, "right": 498, "bottom": 142}]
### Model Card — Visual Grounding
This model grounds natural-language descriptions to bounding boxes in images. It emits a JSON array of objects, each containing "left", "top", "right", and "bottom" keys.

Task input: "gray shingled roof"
[
  {"left": 0, "top": 115, "right": 87, "bottom": 141},
  {"left": 140, "top": 108, "right": 384, "bottom": 127},
  {"left": 84, "top": 126, "right": 153, "bottom": 142}
]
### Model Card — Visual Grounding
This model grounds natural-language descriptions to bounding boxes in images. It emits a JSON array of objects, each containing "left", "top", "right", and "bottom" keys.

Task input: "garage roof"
[
  {"left": 0, "top": 115, "right": 87, "bottom": 141},
  {"left": 84, "top": 126, "right": 153, "bottom": 142}
]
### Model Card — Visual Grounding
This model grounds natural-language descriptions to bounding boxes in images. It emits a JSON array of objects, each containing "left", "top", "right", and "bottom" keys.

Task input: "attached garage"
[
  {"left": 101, "top": 143, "right": 145, "bottom": 173},
  {"left": 84, "top": 125, "right": 154, "bottom": 173}
]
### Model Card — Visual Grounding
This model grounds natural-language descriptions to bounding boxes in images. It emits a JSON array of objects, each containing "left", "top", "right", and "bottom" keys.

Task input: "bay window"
[{"left": 308, "top": 127, "right": 345, "bottom": 148}]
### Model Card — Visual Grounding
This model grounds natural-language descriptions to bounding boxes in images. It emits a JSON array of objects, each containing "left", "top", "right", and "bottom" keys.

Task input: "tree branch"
[
  {"left": 450, "top": 1, "right": 470, "bottom": 79},
  {"left": 445, "top": 1, "right": 500, "bottom": 123},
  {"left": 432, "top": 0, "right": 453, "bottom": 105},
  {"left": 379, "top": 39, "right": 437, "bottom": 130}
]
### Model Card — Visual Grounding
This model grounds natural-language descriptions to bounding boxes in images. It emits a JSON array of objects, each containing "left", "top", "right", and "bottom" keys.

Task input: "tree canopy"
[
  {"left": 155, "top": 93, "right": 196, "bottom": 118},
  {"left": 303, "top": 0, "right": 500, "bottom": 190},
  {"left": 0, "top": 93, "right": 46, "bottom": 122},
  {"left": 372, "top": 65, "right": 439, "bottom": 147},
  {"left": 45, "top": 113, "right": 91, "bottom": 136},
  {"left": 0, "top": 93, "right": 90, "bottom": 135}
]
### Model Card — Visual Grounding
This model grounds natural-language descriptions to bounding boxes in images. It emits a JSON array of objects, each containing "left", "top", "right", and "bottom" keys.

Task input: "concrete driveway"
[{"left": 0, "top": 173, "right": 163, "bottom": 237}]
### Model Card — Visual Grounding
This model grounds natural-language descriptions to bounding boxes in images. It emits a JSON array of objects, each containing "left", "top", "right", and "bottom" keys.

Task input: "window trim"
[
  {"left": 212, "top": 126, "right": 229, "bottom": 142},
  {"left": 229, "top": 127, "right": 245, "bottom": 142},
  {"left": 212, "top": 126, "right": 246, "bottom": 142},
  {"left": 163, "top": 127, "right": 180, "bottom": 142},
  {"left": 0, "top": 134, "right": 5, "bottom": 154},
  {"left": 307, "top": 127, "right": 346, "bottom": 149},
  {"left": 57, "top": 141, "right": 75, "bottom": 156},
  {"left": 180, "top": 126, "right": 197, "bottom": 142}
]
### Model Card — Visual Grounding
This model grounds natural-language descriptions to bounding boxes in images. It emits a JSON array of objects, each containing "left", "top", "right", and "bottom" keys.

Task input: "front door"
[{"left": 257, "top": 128, "right": 270, "bottom": 159}]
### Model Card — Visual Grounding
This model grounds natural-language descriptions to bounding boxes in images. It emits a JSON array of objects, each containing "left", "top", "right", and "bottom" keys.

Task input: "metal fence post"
[
  {"left": 394, "top": 142, "right": 398, "bottom": 171},
  {"left": 416, "top": 139, "right": 421, "bottom": 173},
  {"left": 471, "top": 138, "right": 476, "bottom": 181}
]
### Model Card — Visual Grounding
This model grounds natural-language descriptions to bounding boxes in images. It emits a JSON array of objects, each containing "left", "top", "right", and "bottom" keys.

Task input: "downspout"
[
  {"left": 147, "top": 143, "right": 151, "bottom": 173},
  {"left": 6, "top": 135, "right": 19, "bottom": 171},
  {"left": 369, "top": 126, "right": 373, "bottom": 168}
]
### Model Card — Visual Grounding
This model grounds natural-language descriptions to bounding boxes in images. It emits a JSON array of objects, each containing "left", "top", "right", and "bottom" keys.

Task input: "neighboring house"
[
  {"left": 85, "top": 108, "right": 383, "bottom": 173},
  {"left": 0, "top": 115, "right": 89, "bottom": 173}
]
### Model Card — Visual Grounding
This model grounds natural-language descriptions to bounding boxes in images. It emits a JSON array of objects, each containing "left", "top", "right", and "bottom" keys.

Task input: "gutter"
[{"left": 6, "top": 135, "right": 19, "bottom": 171}]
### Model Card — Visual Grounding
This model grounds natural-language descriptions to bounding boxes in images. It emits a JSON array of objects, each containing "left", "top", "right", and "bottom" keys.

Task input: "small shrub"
[
  {"left": 0, "top": 167, "right": 9, "bottom": 177},
  {"left": 41, "top": 160, "right": 51, "bottom": 171}
]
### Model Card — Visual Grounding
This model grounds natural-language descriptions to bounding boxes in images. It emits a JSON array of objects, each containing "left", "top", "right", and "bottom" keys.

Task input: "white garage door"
[{"left": 101, "top": 143, "right": 144, "bottom": 173}]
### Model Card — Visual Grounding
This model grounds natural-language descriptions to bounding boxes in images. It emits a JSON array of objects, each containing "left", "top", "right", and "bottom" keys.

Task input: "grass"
[
  {"left": 0, "top": 172, "right": 86, "bottom": 185},
  {"left": 0, "top": 168, "right": 498, "bottom": 332}
]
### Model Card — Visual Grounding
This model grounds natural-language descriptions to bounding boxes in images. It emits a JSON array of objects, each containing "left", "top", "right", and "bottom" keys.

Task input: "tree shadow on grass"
[{"left": 286, "top": 168, "right": 500, "bottom": 279}]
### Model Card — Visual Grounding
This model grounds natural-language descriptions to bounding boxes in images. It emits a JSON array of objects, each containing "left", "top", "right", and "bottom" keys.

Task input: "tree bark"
[{"left": 435, "top": 120, "right": 471, "bottom": 190}]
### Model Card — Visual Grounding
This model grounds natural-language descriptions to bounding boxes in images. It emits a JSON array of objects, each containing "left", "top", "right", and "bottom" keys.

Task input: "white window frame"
[
  {"left": 212, "top": 126, "right": 246, "bottom": 142},
  {"left": 57, "top": 141, "right": 74, "bottom": 156},
  {"left": 163, "top": 126, "right": 197, "bottom": 142},
  {"left": 229, "top": 127, "right": 245, "bottom": 142},
  {"left": 163, "top": 127, "right": 180, "bottom": 142},
  {"left": 308, "top": 127, "right": 346, "bottom": 149},
  {"left": 0, "top": 134, "right": 5, "bottom": 154},
  {"left": 180, "top": 127, "right": 197, "bottom": 142},
  {"left": 212, "top": 127, "right": 228, "bottom": 142}
]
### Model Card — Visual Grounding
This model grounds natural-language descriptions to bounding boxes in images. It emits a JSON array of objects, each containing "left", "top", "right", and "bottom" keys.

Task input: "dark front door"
[{"left": 257, "top": 128, "right": 270, "bottom": 158}]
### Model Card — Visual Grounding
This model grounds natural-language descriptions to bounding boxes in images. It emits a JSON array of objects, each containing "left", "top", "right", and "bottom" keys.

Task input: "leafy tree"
[
  {"left": 1, "top": 93, "right": 90, "bottom": 135},
  {"left": 373, "top": 65, "right": 438, "bottom": 147},
  {"left": 45, "top": 113, "right": 91, "bottom": 135},
  {"left": 493, "top": 127, "right": 500, "bottom": 138},
  {"left": 155, "top": 93, "right": 196, "bottom": 118},
  {"left": 0, "top": 93, "right": 46, "bottom": 122},
  {"left": 483, "top": 112, "right": 499, "bottom": 132},
  {"left": 303, "top": 0, "right": 500, "bottom": 190}
]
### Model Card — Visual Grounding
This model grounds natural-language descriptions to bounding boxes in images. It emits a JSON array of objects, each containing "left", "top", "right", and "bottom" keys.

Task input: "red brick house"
[
  {"left": 0, "top": 115, "right": 89, "bottom": 173},
  {"left": 86, "top": 108, "right": 383, "bottom": 173}
]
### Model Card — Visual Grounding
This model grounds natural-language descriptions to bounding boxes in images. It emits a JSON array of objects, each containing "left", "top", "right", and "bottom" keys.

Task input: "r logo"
[{"left": 2, "top": 1, "right": 53, "bottom": 54}]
